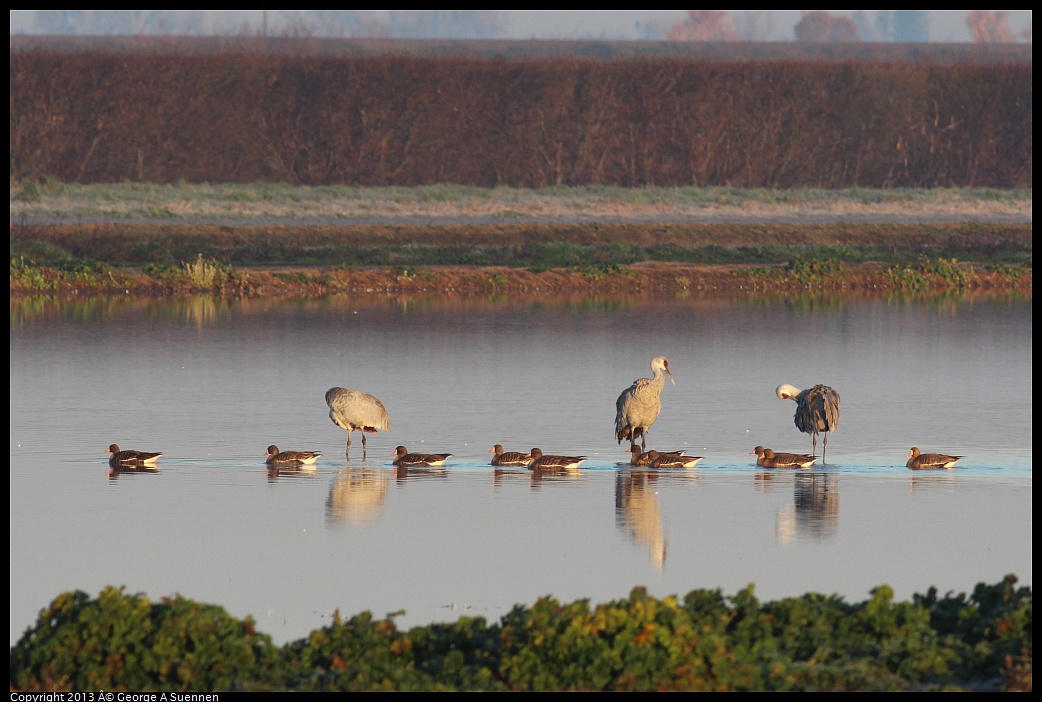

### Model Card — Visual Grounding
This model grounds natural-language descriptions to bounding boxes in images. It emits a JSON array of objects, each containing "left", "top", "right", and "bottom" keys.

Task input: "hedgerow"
[{"left": 10, "top": 576, "right": 1030, "bottom": 692}]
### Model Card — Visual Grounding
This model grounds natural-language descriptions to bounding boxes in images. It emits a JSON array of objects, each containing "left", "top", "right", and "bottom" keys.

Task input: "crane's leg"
[
  {"left": 822, "top": 434, "right": 828, "bottom": 462},
  {"left": 812, "top": 433, "right": 818, "bottom": 459},
  {"left": 361, "top": 432, "right": 367, "bottom": 459},
  {"left": 346, "top": 430, "right": 353, "bottom": 458}
]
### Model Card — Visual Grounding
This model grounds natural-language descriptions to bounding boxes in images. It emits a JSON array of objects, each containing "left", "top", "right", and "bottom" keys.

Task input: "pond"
[{"left": 9, "top": 291, "right": 1032, "bottom": 646}]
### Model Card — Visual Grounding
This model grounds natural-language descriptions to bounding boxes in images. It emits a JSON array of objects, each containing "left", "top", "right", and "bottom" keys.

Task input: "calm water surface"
[{"left": 9, "top": 292, "right": 1032, "bottom": 646}]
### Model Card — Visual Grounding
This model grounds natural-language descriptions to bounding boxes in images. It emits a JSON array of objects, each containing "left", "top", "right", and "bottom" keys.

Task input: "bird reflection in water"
[
  {"left": 615, "top": 471, "right": 667, "bottom": 571},
  {"left": 492, "top": 466, "right": 529, "bottom": 488},
  {"left": 393, "top": 465, "right": 447, "bottom": 484},
  {"left": 773, "top": 473, "right": 839, "bottom": 544},
  {"left": 527, "top": 466, "right": 582, "bottom": 487},
  {"left": 325, "top": 468, "right": 389, "bottom": 526},
  {"left": 107, "top": 465, "right": 161, "bottom": 481},
  {"left": 907, "top": 472, "right": 958, "bottom": 492},
  {"left": 266, "top": 465, "right": 319, "bottom": 482}
]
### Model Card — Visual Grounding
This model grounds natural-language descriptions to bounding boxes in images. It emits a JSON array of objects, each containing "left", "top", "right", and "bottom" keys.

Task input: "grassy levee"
[{"left": 9, "top": 184, "right": 1031, "bottom": 296}]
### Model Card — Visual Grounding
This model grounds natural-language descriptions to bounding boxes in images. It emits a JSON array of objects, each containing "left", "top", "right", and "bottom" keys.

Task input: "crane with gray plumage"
[
  {"left": 325, "top": 386, "right": 390, "bottom": 459},
  {"left": 615, "top": 356, "right": 674, "bottom": 451},
  {"left": 776, "top": 383, "right": 841, "bottom": 461}
]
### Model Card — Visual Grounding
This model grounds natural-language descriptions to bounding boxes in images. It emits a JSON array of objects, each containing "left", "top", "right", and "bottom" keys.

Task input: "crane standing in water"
[
  {"left": 325, "top": 386, "right": 390, "bottom": 459},
  {"left": 615, "top": 356, "right": 675, "bottom": 451},
  {"left": 776, "top": 383, "right": 841, "bottom": 461}
]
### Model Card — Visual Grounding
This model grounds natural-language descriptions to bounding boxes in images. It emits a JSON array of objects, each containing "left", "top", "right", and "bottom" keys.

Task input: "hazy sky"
[{"left": 8, "top": 10, "right": 1034, "bottom": 43}]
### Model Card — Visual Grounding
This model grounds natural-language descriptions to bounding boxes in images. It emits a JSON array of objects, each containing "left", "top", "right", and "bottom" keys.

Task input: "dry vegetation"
[
  {"left": 8, "top": 40, "right": 1031, "bottom": 298},
  {"left": 10, "top": 50, "right": 1031, "bottom": 188}
]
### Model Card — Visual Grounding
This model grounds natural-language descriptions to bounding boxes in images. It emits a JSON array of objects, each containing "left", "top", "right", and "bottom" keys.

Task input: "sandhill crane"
[
  {"left": 644, "top": 450, "right": 703, "bottom": 470},
  {"left": 106, "top": 444, "right": 161, "bottom": 467},
  {"left": 526, "top": 448, "right": 586, "bottom": 471},
  {"left": 325, "top": 387, "right": 390, "bottom": 459},
  {"left": 750, "top": 446, "right": 817, "bottom": 469},
  {"left": 391, "top": 445, "right": 452, "bottom": 467},
  {"left": 906, "top": 447, "right": 963, "bottom": 470},
  {"left": 615, "top": 356, "right": 674, "bottom": 451},
  {"left": 489, "top": 444, "right": 532, "bottom": 467},
  {"left": 776, "top": 383, "right": 841, "bottom": 460},
  {"left": 265, "top": 444, "right": 321, "bottom": 466}
]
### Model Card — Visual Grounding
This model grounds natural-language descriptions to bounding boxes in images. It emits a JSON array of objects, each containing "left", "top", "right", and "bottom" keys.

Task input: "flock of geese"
[{"left": 106, "top": 356, "right": 964, "bottom": 473}]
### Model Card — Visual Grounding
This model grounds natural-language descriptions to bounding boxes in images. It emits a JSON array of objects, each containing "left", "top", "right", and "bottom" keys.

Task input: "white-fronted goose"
[
  {"left": 625, "top": 442, "right": 653, "bottom": 466},
  {"left": 526, "top": 448, "right": 586, "bottom": 471},
  {"left": 776, "top": 383, "right": 841, "bottom": 460},
  {"left": 392, "top": 445, "right": 452, "bottom": 467},
  {"left": 615, "top": 356, "right": 675, "bottom": 451},
  {"left": 107, "top": 443, "right": 162, "bottom": 467},
  {"left": 751, "top": 446, "right": 817, "bottom": 469},
  {"left": 906, "top": 447, "right": 963, "bottom": 470},
  {"left": 627, "top": 442, "right": 693, "bottom": 467},
  {"left": 645, "top": 450, "right": 703, "bottom": 469},
  {"left": 326, "top": 387, "right": 391, "bottom": 459},
  {"left": 265, "top": 444, "right": 321, "bottom": 466},
  {"left": 489, "top": 444, "right": 532, "bottom": 467}
]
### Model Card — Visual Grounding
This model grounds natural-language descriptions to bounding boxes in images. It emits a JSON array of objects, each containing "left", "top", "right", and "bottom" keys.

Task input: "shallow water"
[{"left": 9, "top": 292, "right": 1032, "bottom": 646}]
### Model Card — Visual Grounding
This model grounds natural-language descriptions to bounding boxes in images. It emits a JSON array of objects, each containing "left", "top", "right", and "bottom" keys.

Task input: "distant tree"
[
  {"left": 665, "top": 10, "right": 738, "bottom": 41},
  {"left": 33, "top": 10, "right": 205, "bottom": 35},
  {"left": 892, "top": 10, "right": 929, "bottom": 42},
  {"left": 386, "top": 10, "right": 502, "bottom": 39},
  {"left": 274, "top": 10, "right": 388, "bottom": 37},
  {"left": 967, "top": 10, "right": 1017, "bottom": 43},
  {"left": 732, "top": 11, "right": 774, "bottom": 41},
  {"left": 870, "top": 10, "right": 894, "bottom": 41},
  {"left": 793, "top": 11, "right": 860, "bottom": 43},
  {"left": 851, "top": 11, "right": 880, "bottom": 41},
  {"left": 633, "top": 20, "right": 665, "bottom": 41}
]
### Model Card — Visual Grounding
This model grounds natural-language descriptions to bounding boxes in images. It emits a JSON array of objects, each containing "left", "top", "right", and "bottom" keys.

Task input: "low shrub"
[
  {"left": 10, "top": 587, "right": 282, "bottom": 691},
  {"left": 10, "top": 576, "right": 1030, "bottom": 692}
]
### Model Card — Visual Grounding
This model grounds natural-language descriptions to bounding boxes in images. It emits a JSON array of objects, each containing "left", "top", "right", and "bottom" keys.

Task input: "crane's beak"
[{"left": 665, "top": 367, "right": 675, "bottom": 385}]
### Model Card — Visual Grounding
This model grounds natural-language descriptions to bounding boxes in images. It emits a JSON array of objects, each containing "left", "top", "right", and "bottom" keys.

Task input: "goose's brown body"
[
  {"left": 106, "top": 444, "right": 161, "bottom": 466},
  {"left": 750, "top": 446, "right": 817, "bottom": 469},
  {"left": 489, "top": 444, "right": 532, "bottom": 467},
  {"left": 526, "top": 448, "right": 586, "bottom": 471},
  {"left": 392, "top": 445, "right": 452, "bottom": 467},
  {"left": 265, "top": 445, "right": 321, "bottom": 465},
  {"left": 906, "top": 447, "right": 963, "bottom": 470},
  {"left": 644, "top": 450, "right": 703, "bottom": 469}
]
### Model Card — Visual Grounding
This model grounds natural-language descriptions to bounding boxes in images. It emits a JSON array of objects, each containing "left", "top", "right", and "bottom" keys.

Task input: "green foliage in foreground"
[{"left": 11, "top": 576, "right": 1031, "bottom": 692}]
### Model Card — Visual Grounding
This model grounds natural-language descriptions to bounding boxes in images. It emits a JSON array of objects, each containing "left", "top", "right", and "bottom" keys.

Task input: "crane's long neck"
[{"left": 651, "top": 368, "right": 665, "bottom": 390}]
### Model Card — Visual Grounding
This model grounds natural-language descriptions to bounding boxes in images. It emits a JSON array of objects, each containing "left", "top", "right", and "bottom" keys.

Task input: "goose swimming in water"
[{"left": 906, "top": 447, "right": 963, "bottom": 470}]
